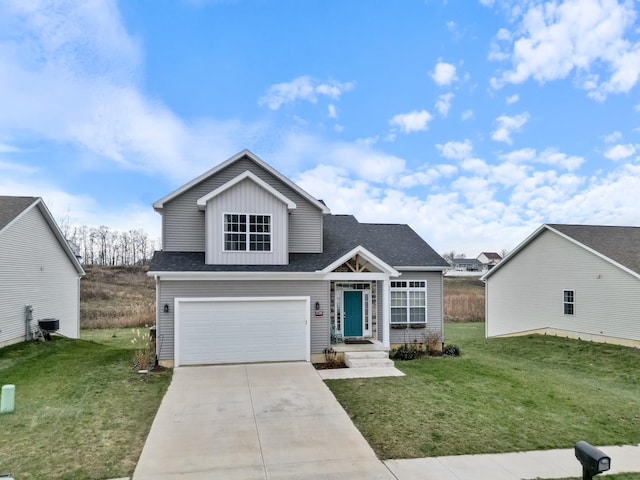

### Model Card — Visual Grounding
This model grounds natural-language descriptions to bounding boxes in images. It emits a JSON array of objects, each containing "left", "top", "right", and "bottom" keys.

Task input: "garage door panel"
[{"left": 176, "top": 298, "right": 309, "bottom": 366}]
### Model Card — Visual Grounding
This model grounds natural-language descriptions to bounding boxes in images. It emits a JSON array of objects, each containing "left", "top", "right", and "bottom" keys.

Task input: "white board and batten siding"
[
  {"left": 204, "top": 178, "right": 288, "bottom": 265},
  {"left": 486, "top": 229, "right": 640, "bottom": 342},
  {"left": 157, "top": 279, "right": 330, "bottom": 362},
  {"left": 386, "top": 271, "right": 445, "bottom": 345},
  {"left": 0, "top": 206, "right": 80, "bottom": 345},
  {"left": 175, "top": 297, "right": 309, "bottom": 366},
  {"left": 162, "top": 157, "right": 323, "bottom": 254}
]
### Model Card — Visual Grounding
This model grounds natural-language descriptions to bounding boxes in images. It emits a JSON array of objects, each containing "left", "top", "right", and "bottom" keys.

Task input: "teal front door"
[{"left": 343, "top": 291, "right": 363, "bottom": 336}]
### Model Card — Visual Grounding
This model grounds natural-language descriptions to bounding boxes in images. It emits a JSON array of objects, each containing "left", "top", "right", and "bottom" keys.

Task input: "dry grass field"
[
  {"left": 81, "top": 265, "right": 155, "bottom": 328},
  {"left": 443, "top": 275, "right": 485, "bottom": 322}
]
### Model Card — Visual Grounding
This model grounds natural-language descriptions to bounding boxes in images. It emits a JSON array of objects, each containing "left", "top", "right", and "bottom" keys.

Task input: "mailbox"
[{"left": 574, "top": 441, "right": 610, "bottom": 480}]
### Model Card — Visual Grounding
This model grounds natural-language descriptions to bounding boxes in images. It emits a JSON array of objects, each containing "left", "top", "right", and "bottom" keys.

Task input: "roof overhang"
[
  {"left": 196, "top": 170, "right": 296, "bottom": 211},
  {"left": 318, "top": 245, "right": 400, "bottom": 277},
  {"left": 147, "top": 271, "right": 323, "bottom": 281},
  {"left": 153, "top": 149, "right": 330, "bottom": 214}
]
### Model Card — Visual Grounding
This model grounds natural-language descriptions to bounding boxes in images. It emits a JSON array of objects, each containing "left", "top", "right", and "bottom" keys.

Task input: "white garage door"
[{"left": 175, "top": 296, "right": 310, "bottom": 366}]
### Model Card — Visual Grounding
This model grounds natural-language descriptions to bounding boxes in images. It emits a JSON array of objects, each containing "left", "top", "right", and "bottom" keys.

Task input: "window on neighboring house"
[
  {"left": 563, "top": 289, "right": 575, "bottom": 315},
  {"left": 390, "top": 280, "right": 427, "bottom": 324},
  {"left": 224, "top": 214, "right": 271, "bottom": 252}
]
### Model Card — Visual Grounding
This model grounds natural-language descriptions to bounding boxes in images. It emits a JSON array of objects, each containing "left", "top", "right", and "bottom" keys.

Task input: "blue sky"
[{"left": 1, "top": 0, "right": 639, "bottom": 256}]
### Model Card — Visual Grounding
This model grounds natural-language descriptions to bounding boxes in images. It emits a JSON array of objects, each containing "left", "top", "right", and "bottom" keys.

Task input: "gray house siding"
[
  {"left": 0, "top": 207, "right": 80, "bottom": 346},
  {"left": 204, "top": 179, "right": 288, "bottom": 265},
  {"left": 156, "top": 279, "right": 329, "bottom": 360},
  {"left": 486, "top": 229, "right": 640, "bottom": 342},
  {"left": 389, "top": 270, "right": 444, "bottom": 345},
  {"left": 162, "top": 157, "right": 323, "bottom": 253}
]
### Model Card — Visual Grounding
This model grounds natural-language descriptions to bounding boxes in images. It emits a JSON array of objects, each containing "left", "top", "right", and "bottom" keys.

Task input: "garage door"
[{"left": 175, "top": 296, "right": 310, "bottom": 366}]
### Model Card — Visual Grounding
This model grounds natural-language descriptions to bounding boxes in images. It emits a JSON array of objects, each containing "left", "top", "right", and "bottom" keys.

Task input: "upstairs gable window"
[{"left": 224, "top": 214, "right": 271, "bottom": 252}]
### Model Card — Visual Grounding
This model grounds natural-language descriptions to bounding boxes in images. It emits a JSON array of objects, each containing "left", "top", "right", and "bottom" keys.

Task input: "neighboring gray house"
[
  {"left": 0, "top": 196, "right": 85, "bottom": 347},
  {"left": 482, "top": 224, "right": 640, "bottom": 348},
  {"left": 148, "top": 150, "right": 449, "bottom": 366},
  {"left": 448, "top": 257, "right": 482, "bottom": 272}
]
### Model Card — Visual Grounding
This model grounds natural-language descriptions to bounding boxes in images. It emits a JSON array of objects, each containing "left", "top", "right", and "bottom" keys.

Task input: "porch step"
[{"left": 344, "top": 350, "right": 394, "bottom": 368}]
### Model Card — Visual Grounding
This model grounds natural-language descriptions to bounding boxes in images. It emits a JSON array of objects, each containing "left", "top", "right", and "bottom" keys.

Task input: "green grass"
[
  {"left": 81, "top": 326, "right": 145, "bottom": 349},
  {"left": 326, "top": 323, "right": 640, "bottom": 459},
  {"left": 0, "top": 331, "right": 171, "bottom": 480}
]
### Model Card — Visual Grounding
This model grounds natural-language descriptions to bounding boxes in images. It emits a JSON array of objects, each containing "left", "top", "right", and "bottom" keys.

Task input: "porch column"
[{"left": 382, "top": 278, "right": 390, "bottom": 348}]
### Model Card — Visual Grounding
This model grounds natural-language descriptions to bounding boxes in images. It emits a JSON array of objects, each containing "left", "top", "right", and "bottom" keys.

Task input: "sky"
[{"left": 1, "top": 0, "right": 639, "bottom": 256}]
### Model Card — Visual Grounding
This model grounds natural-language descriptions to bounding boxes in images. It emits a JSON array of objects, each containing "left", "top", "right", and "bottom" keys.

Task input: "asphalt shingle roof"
[
  {"left": 150, "top": 214, "right": 449, "bottom": 272},
  {"left": 549, "top": 224, "right": 640, "bottom": 275},
  {"left": 0, "top": 196, "right": 37, "bottom": 232}
]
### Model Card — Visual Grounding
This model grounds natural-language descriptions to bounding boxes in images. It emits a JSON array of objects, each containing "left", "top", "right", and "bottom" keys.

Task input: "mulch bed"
[{"left": 313, "top": 362, "right": 347, "bottom": 370}]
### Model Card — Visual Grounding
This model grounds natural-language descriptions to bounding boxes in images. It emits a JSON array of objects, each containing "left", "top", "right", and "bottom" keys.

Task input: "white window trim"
[
  {"left": 390, "top": 280, "right": 427, "bottom": 324},
  {"left": 563, "top": 289, "right": 575, "bottom": 316},
  {"left": 222, "top": 212, "right": 273, "bottom": 253}
]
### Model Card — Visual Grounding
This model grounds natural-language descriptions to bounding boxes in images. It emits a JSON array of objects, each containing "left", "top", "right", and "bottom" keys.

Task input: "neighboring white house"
[
  {"left": 482, "top": 224, "right": 640, "bottom": 348},
  {"left": 0, "top": 196, "right": 85, "bottom": 347},
  {"left": 477, "top": 252, "right": 502, "bottom": 270}
]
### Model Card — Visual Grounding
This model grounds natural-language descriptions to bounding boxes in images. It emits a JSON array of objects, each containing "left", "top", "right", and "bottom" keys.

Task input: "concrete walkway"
[
  {"left": 384, "top": 444, "right": 640, "bottom": 479},
  {"left": 133, "top": 362, "right": 395, "bottom": 480}
]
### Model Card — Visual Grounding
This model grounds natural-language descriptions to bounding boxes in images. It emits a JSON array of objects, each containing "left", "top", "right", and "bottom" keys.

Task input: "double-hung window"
[
  {"left": 390, "top": 281, "right": 427, "bottom": 324},
  {"left": 224, "top": 214, "right": 271, "bottom": 252},
  {"left": 563, "top": 289, "right": 575, "bottom": 315}
]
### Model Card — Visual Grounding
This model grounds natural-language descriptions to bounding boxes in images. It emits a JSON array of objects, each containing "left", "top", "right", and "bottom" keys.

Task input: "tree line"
[{"left": 59, "top": 222, "right": 158, "bottom": 266}]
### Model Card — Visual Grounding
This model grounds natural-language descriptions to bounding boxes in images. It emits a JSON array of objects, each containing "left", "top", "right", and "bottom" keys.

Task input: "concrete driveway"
[{"left": 133, "top": 362, "right": 395, "bottom": 480}]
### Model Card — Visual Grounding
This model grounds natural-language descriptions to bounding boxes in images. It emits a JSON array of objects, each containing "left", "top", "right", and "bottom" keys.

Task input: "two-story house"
[{"left": 148, "top": 150, "right": 449, "bottom": 367}]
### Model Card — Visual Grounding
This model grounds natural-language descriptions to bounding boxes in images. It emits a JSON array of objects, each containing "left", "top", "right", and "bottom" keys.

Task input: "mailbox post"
[{"left": 574, "top": 441, "right": 611, "bottom": 480}]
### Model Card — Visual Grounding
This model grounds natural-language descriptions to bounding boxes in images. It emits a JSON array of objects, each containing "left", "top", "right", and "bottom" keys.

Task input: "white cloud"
[
  {"left": 435, "top": 93, "right": 455, "bottom": 116},
  {"left": 604, "top": 143, "right": 637, "bottom": 160},
  {"left": 258, "top": 76, "right": 354, "bottom": 110},
  {"left": 0, "top": 1, "right": 265, "bottom": 182},
  {"left": 389, "top": 110, "right": 433, "bottom": 134},
  {"left": 328, "top": 104, "right": 337, "bottom": 119},
  {"left": 505, "top": 94, "right": 520, "bottom": 104},
  {"left": 491, "top": 112, "right": 530, "bottom": 144},
  {"left": 431, "top": 62, "right": 458, "bottom": 86},
  {"left": 461, "top": 109, "right": 474, "bottom": 120},
  {"left": 490, "top": 0, "right": 640, "bottom": 100},
  {"left": 603, "top": 130, "right": 623, "bottom": 143},
  {"left": 499, "top": 147, "right": 584, "bottom": 171},
  {"left": 437, "top": 139, "right": 473, "bottom": 160}
]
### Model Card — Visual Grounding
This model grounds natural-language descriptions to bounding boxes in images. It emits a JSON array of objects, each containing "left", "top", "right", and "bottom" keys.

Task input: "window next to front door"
[
  {"left": 391, "top": 280, "right": 427, "bottom": 325},
  {"left": 224, "top": 214, "right": 271, "bottom": 252}
]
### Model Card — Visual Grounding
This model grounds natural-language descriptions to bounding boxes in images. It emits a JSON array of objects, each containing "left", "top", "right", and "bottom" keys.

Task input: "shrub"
[
  {"left": 131, "top": 328, "right": 153, "bottom": 371},
  {"left": 323, "top": 347, "right": 338, "bottom": 367},
  {"left": 442, "top": 344, "right": 461, "bottom": 357},
  {"left": 390, "top": 341, "right": 427, "bottom": 361}
]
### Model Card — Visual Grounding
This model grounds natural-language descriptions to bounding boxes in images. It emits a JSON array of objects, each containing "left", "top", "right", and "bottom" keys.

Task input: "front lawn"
[
  {"left": 0, "top": 330, "right": 171, "bottom": 479},
  {"left": 326, "top": 323, "right": 640, "bottom": 459}
]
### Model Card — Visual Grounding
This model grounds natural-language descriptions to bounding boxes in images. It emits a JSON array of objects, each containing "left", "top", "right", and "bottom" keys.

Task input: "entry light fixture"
[
  {"left": 163, "top": 304, "right": 169, "bottom": 313},
  {"left": 315, "top": 301, "right": 320, "bottom": 311}
]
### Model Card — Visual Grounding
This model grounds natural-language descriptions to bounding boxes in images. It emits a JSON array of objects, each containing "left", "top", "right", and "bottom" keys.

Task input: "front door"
[{"left": 343, "top": 291, "right": 363, "bottom": 336}]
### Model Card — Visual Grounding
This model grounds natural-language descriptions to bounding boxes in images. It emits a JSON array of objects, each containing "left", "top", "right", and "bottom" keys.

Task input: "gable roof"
[
  {"left": 479, "top": 252, "right": 502, "bottom": 260},
  {"left": 482, "top": 223, "right": 640, "bottom": 281},
  {"left": 153, "top": 149, "right": 330, "bottom": 214},
  {"left": 149, "top": 214, "right": 449, "bottom": 273},
  {"left": 0, "top": 196, "right": 85, "bottom": 276},
  {"left": 196, "top": 170, "right": 296, "bottom": 211}
]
